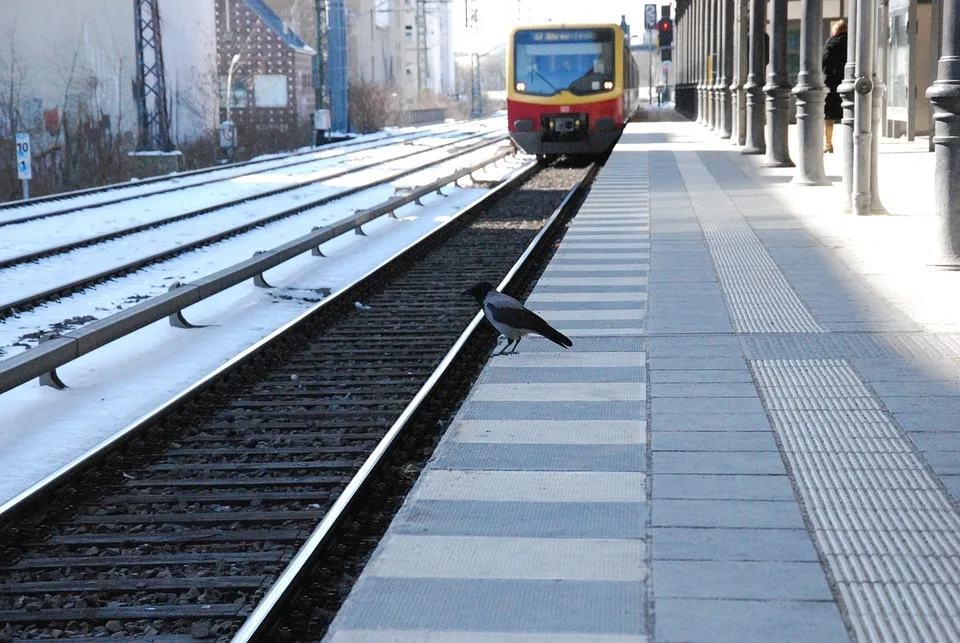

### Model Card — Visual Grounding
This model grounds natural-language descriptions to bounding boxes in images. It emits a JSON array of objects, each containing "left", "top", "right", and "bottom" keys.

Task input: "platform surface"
[{"left": 324, "top": 113, "right": 960, "bottom": 642}]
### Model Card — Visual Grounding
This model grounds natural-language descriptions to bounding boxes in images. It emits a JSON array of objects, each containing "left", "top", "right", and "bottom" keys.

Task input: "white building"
[{"left": 0, "top": 0, "right": 216, "bottom": 148}]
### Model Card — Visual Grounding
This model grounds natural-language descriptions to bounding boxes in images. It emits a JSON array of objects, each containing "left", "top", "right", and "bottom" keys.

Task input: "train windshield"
[{"left": 513, "top": 28, "right": 615, "bottom": 96}]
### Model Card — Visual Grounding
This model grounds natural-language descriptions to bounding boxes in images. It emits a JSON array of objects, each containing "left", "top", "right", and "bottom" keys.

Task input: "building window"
[
  {"left": 254, "top": 74, "right": 289, "bottom": 107},
  {"left": 405, "top": 25, "right": 413, "bottom": 40},
  {"left": 787, "top": 25, "right": 801, "bottom": 81},
  {"left": 219, "top": 76, "right": 249, "bottom": 108}
]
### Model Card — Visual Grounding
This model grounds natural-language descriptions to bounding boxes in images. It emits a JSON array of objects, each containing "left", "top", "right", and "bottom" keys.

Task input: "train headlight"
[
  {"left": 603, "top": 81, "right": 614, "bottom": 90},
  {"left": 516, "top": 82, "right": 526, "bottom": 92}
]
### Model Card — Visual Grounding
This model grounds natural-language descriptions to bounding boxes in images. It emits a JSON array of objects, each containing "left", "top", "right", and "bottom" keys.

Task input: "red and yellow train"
[{"left": 506, "top": 23, "right": 640, "bottom": 158}]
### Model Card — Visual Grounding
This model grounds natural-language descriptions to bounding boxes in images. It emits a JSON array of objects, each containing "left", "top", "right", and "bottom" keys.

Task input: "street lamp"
[{"left": 226, "top": 53, "right": 241, "bottom": 121}]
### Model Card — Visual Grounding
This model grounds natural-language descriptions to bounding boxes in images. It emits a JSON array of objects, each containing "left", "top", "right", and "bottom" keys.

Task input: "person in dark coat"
[{"left": 822, "top": 19, "right": 848, "bottom": 153}]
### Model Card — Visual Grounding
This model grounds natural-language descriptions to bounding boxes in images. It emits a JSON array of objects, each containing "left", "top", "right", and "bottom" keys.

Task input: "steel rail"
[
  {"left": 0, "top": 130, "right": 500, "bottom": 269},
  {"left": 0, "top": 146, "right": 519, "bottom": 395},
  {"left": 0, "top": 135, "right": 511, "bottom": 320},
  {"left": 0, "top": 119, "right": 491, "bottom": 223},
  {"left": 231, "top": 162, "right": 599, "bottom": 643},
  {"left": 0, "top": 157, "right": 541, "bottom": 532}
]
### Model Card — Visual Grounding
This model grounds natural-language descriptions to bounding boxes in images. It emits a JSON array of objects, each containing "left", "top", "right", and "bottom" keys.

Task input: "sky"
[{"left": 453, "top": 0, "right": 661, "bottom": 54}]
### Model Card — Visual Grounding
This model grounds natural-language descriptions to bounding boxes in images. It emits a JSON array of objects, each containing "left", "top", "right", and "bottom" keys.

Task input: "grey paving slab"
[
  {"left": 651, "top": 396, "right": 765, "bottom": 415},
  {"left": 460, "top": 400, "right": 644, "bottom": 421},
  {"left": 471, "top": 382, "right": 645, "bottom": 402},
  {"left": 652, "top": 411, "right": 771, "bottom": 431},
  {"left": 649, "top": 356, "right": 748, "bottom": 370},
  {"left": 653, "top": 431, "right": 779, "bottom": 452},
  {"left": 479, "top": 366, "right": 646, "bottom": 384},
  {"left": 390, "top": 500, "right": 644, "bottom": 538},
  {"left": 652, "top": 527, "right": 820, "bottom": 561},
  {"left": 654, "top": 598, "right": 847, "bottom": 643},
  {"left": 653, "top": 474, "right": 796, "bottom": 500},
  {"left": 328, "top": 631, "right": 648, "bottom": 643},
  {"left": 652, "top": 382, "right": 760, "bottom": 397},
  {"left": 329, "top": 577, "right": 644, "bottom": 634},
  {"left": 649, "top": 369, "right": 754, "bottom": 383},
  {"left": 365, "top": 535, "right": 644, "bottom": 580},
  {"left": 485, "top": 351, "right": 645, "bottom": 367},
  {"left": 653, "top": 560, "right": 835, "bottom": 600},
  {"left": 432, "top": 443, "right": 643, "bottom": 472},
  {"left": 414, "top": 470, "right": 646, "bottom": 502},
  {"left": 525, "top": 291, "right": 646, "bottom": 303},
  {"left": 653, "top": 498, "right": 806, "bottom": 529},
  {"left": 510, "top": 336, "right": 646, "bottom": 352},
  {"left": 528, "top": 308, "right": 644, "bottom": 320},
  {"left": 654, "top": 451, "right": 787, "bottom": 475},
  {"left": 448, "top": 420, "right": 644, "bottom": 445}
]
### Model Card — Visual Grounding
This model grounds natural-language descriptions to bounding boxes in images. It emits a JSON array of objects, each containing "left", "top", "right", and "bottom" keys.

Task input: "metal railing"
[{"left": 0, "top": 145, "right": 516, "bottom": 395}]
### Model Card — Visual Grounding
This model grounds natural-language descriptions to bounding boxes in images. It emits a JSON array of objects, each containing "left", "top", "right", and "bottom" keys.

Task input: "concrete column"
[
  {"left": 792, "top": 0, "right": 829, "bottom": 183},
  {"left": 742, "top": 0, "right": 767, "bottom": 153},
  {"left": 733, "top": 0, "right": 749, "bottom": 144},
  {"left": 870, "top": 0, "right": 888, "bottom": 211},
  {"left": 839, "top": 1, "right": 857, "bottom": 210},
  {"left": 720, "top": 0, "right": 734, "bottom": 137},
  {"left": 852, "top": 0, "right": 874, "bottom": 215},
  {"left": 926, "top": 0, "right": 960, "bottom": 260},
  {"left": 764, "top": 0, "right": 794, "bottom": 166}
]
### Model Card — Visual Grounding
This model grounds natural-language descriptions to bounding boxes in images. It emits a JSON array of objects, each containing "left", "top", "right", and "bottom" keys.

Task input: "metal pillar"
[
  {"left": 133, "top": 0, "right": 172, "bottom": 151},
  {"left": 742, "top": 0, "right": 767, "bottom": 153},
  {"left": 733, "top": 0, "right": 748, "bottom": 144},
  {"left": 712, "top": 0, "right": 723, "bottom": 131},
  {"left": 720, "top": 0, "right": 734, "bottom": 137},
  {"left": 704, "top": 0, "right": 717, "bottom": 129},
  {"left": 792, "top": 0, "right": 828, "bottom": 183},
  {"left": 764, "top": 0, "right": 793, "bottom": 166},
  {"left": 415, "top": 0, "right": 428, "bottom": 96},
  {"left": 314, "top": 0, "right": 325, "bottom": 110},
  {"left": 852, "top": 0, "right": 874, "bottom": 216},
  {"left": 839, "top": 1, "right": 857, "bottom": 210},
  {"left": 870, "top": 0, "right": 888, "bottom": 212},
  {"left": 327, "top": 0, "right": 348, "bottom": 132},
  {"left": 926, "top": 0, "right": 960, "bottom": 260},
  {"left": 697, "top": 0, "right": 707, "bottom": 123}
]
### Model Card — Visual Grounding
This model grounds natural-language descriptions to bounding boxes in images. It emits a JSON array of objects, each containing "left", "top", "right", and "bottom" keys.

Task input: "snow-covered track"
[
  {"left": 0, "top": 120, "right": 492, "bottom": 227},
  {"left": 0, "top": 135, "right": 509, "bottom": 321},
  {"left": 0, "top": 162, "right": 595, "bottom": 642},
  {"left": 0, "top": 130, "right": 497, "bottom": 270}
]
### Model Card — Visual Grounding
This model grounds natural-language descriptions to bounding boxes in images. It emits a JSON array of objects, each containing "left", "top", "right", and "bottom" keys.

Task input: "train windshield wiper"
[{"left": 529, "top": 66, "right": 559, "bottom": 93}]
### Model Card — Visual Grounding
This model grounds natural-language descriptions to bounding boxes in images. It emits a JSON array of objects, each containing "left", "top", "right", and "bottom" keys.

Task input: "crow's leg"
[
  {"left": 494, "top": 338, "right": 515, "bottom": 356},
  {"left": 508, "top": 337, "right": 523, "bottom": 354}
]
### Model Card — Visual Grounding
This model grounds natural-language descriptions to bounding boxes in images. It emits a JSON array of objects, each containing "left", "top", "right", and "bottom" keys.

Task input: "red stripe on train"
[{"left": 507, "top": 97, "right": 624, "bottom": 132}]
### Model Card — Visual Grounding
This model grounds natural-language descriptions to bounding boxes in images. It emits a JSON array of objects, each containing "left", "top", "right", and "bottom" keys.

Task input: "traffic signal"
[{"left": 657, "top": 19, "right": 673, "bottom": 48}]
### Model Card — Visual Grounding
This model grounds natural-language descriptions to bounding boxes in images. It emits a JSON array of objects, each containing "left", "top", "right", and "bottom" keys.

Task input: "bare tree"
[
  {"left": 0, "top": 23, "right": 28, "bottom": 199},
  {"left": 349, "top": 81, "right": 397, "bottom": 132}
]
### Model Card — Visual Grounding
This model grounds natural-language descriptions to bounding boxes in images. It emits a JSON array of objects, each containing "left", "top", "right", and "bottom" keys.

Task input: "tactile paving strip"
[
  {"left": 674, "top": 153, "right": 823, "bottom": 334},
  {"left": 752, "top": 358, "right": 960, "bottom": 642}
]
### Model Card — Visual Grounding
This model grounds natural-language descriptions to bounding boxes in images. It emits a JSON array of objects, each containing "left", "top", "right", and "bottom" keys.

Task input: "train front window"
[{"left": 514, "top": 28, "right": 615, "bottom": 96}]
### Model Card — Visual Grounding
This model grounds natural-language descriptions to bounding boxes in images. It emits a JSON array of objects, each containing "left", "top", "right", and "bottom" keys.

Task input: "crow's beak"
[{"left": 460, "top": 287, "right": 472, "bottom": 296}]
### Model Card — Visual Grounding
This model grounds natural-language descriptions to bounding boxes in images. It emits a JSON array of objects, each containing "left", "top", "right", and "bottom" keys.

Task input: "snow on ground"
[
  {"left": 0, "top": 132, "right": 507, "bottom": 317},
  {"left": 0, "top": 142, "right": 528, "bottom": 507},
  {"left": 0, "top": 120, "right": 494, "bottom": 225},
  {"left": 0, "top": 123, "right": 501, "bottom": 259}
]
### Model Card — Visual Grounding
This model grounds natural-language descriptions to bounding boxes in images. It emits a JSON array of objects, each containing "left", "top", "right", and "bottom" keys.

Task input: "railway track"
[
  {"left": 0, "top": 120, "right": 497, "bottom": 228},
  {"left": 0, "top": 135, "right": 510, "bottom": 321},
  {"left": 0, "top": 161, "right": 595, "bottom": 642}
]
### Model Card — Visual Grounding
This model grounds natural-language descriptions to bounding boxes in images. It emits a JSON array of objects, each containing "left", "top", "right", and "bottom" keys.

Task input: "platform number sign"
[
  {"left": 16, "top": 133, "right": 32, "bottom": 180},
  {"left": 644, "top": 4, "right": 657, "bottom": 30}
]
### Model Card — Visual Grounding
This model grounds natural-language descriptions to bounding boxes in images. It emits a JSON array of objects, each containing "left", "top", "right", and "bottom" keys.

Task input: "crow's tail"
[{"left": 535, "top": 320, "right": 573, "bottom": 349}]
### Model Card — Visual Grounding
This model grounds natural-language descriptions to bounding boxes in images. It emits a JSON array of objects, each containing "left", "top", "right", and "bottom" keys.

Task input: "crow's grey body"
[{"left": 462, "top": 282, "right": 573, "bottom": 355}]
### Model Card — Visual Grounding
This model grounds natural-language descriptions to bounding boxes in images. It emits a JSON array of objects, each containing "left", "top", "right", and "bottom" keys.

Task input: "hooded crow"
[{"left": 462, "top": 281, "right": 573, "bottom": 355}]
